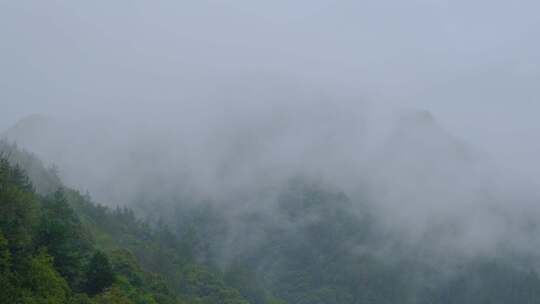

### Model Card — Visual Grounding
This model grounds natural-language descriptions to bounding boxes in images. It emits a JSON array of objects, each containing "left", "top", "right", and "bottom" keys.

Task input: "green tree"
[
  {"left": 21, "top": 250, "right": 71, "bottom": 304},
  {"left": 93, "top": 286, "right": 133, "bottom": 304},
  {"left": 84, "top": 251, "right": 115, "bottom": 296},
  {"left": 0, "top": 158, "right": 38, "bottom": 254},
  {"left": 35, "top": 189, "right": 92, "bottom": 288},
  {"left": 0, "top": 230, "right": 19, "bottom": 303},
  {"left": 0, "top": 230, "right": 10, "bottom": 272}
]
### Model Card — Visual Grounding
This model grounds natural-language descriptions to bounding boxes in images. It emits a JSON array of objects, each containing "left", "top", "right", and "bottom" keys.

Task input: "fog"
[{"left": 2, "top": 1, "right": 540, "bottom": 260}]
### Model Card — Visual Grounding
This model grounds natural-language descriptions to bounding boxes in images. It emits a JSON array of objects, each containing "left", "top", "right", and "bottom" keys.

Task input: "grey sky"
[{"left": 1, "top": 0, "right": 540, "bottom": 182}]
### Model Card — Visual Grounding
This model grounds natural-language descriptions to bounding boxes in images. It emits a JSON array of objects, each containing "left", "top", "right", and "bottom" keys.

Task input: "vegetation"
[
  {"left": 2, "top": 140, "right": 540, "bottom": 304},
  {"left": 0, "top": 142, "right": 253, "bottom": 303}
]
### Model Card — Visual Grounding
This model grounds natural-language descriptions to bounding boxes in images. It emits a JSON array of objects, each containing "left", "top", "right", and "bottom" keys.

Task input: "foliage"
[
  {"left": 35, "top": 189, "right": 93, "bottom": 289},
  {"left": 84, "top": 251, "right": 115, "bottom": 296},
  {"left": 20, "top": 249, "right": 71, "bottom": 304},
  {"left": 5, "top": 139, "right": 540, "bottom": 304},
  {"left": 0, "top": 143, "right": 251, "bottom": 304}
]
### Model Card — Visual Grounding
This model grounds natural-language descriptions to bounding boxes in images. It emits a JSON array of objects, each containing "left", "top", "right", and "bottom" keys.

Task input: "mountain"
[
  {"left": 3, "top": 111, "right": 540, "bottom": 303},
  {"left": 0, "top": 140, "right": 265, "bottom": 304}
]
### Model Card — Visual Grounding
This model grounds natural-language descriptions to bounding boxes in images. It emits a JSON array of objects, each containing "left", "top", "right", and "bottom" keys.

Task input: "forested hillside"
[
  {"left": 0, "top": 141, "right": 267, "bottom": 303},
  {"left": 3, "top": 0, "right": 540, "bottom": 302},
  {"left": 3, "top": 139, "right": 540, "bottom": 303}
]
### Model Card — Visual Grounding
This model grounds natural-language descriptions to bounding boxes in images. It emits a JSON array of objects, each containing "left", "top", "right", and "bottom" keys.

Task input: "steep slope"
[
  {"left": 4, "top": 111, "right": 540, "bottom": 304},
  {"left": 0, "top": 141, "right": 263, "bottom": 304}
]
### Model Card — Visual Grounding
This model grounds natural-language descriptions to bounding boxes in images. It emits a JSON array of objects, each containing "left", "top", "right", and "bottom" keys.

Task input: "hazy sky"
[{"left": 1, "top": 0, "right": 540, "bottom": 181}]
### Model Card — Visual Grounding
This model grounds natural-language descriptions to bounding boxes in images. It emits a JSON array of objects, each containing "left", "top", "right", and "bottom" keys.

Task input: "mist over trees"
[
  {"left": 3, "top": 1, "right": 540, "bottom": 303},
  {"left": 3, "top": 104, "right": 540, "bottom": 303}
]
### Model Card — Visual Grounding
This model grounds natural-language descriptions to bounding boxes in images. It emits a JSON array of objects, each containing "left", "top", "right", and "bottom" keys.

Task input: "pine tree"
[
  {"left": 84, "top": 251, "right": 115, "bottom": 296},
  {"left": 35, "top": 188, "right": 92, "bottom": 289}
]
